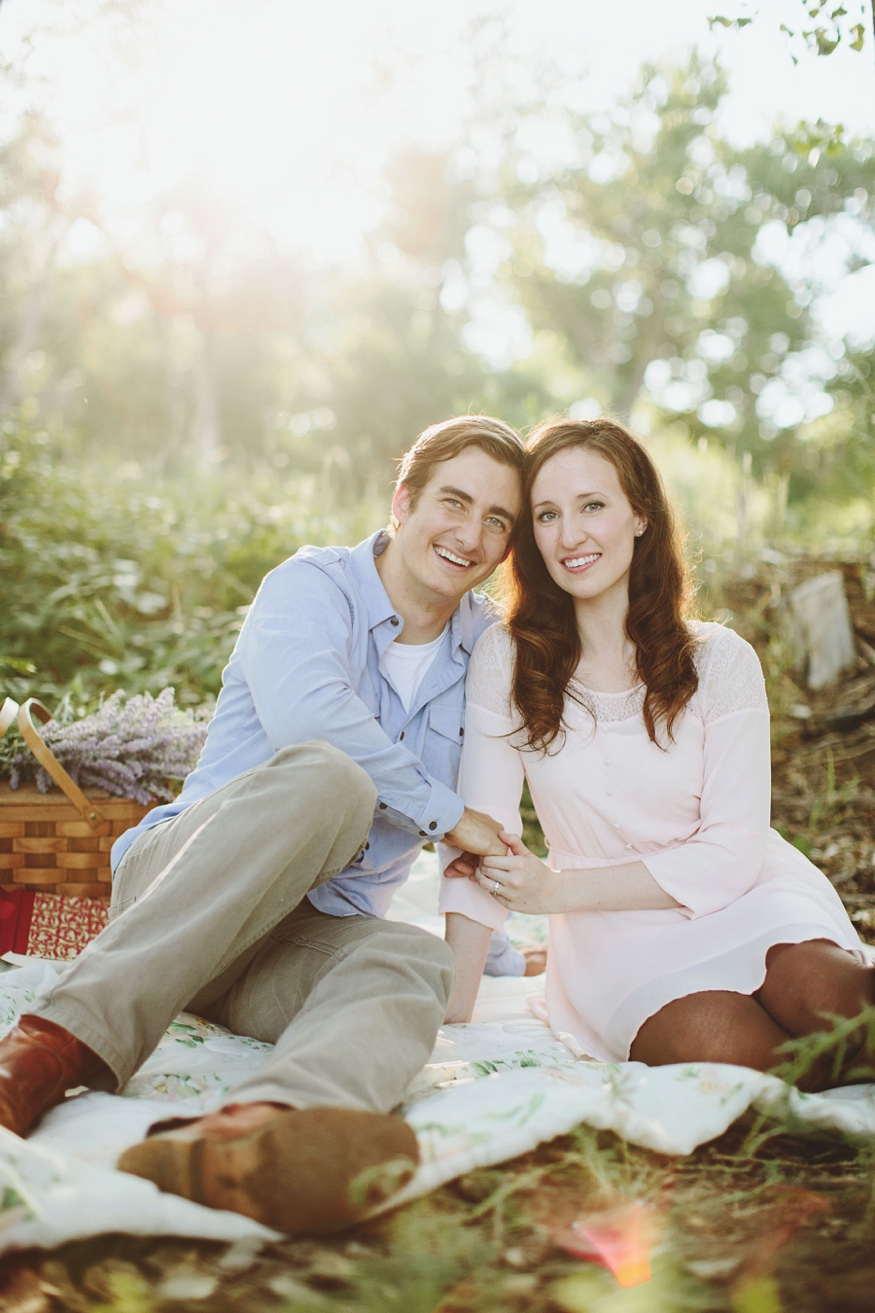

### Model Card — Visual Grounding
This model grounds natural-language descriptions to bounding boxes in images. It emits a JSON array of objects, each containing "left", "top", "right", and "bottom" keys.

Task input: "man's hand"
[
  {"left": 444, "top": 807, "right": 508, "bottom": 858},
  {"left": 522, "top": 946, "right": 548, "bottom": 976}
]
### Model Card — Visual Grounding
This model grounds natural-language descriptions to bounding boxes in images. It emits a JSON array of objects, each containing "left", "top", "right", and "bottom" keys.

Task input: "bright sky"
[{"left": 1, "top": 0, "right": 873, "bottom": 263}]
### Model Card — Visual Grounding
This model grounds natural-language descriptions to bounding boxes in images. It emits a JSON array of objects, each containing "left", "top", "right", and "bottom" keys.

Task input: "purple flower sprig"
[{"left": 7, "top": 689, "right": 210, "bottom": 805}]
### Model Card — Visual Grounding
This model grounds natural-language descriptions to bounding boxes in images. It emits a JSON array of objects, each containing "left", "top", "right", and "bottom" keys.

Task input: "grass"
[{"left": 5, "top": 1116, "right": 875, "bottom": 1311}]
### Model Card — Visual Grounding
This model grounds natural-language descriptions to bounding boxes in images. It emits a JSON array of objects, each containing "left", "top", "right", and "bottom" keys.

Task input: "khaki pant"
[{"left": 30, "top": 742, "right": 455, "bottom": 1112}]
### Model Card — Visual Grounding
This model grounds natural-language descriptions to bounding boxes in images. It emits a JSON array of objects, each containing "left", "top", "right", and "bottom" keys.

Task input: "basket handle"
[
  {"left": 0, "top": 697, "right": 19, "bottom": 738},
  {"left": 17, "top": 698, "right": 108, "bottom": 830}
]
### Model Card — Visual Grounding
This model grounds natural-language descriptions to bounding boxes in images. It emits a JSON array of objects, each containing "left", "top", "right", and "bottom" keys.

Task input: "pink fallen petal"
[{"left": 559, "top": 1200, "right": 656, "bottom": 1288}]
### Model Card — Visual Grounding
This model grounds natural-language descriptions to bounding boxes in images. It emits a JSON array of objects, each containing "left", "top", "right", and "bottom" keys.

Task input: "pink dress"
[{"left": 439, "top": 621, "right": 864, "bottom": 1062}]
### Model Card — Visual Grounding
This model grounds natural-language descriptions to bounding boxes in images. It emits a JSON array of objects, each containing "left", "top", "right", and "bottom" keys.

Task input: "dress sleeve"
[
  {"left": 641, "top": 630, "right": 772, "bottom": 919},
  {"left": 438, "top": 625, "right": 524, "bottom": 932}
]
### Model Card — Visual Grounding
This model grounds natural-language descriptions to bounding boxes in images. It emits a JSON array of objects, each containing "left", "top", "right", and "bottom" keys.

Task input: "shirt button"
[
  {"left": 460, "top": 728, "right": 464, "bottom": 737},
  {"left": 419, "top": 830, "right": 427, "bottom": 837},
  {"left": 379, "top": 802, "right": 387, "bottom": 810},
  {"left": 429, "top": 821, "right": 437, "bottom": 831},
  {"left": 365, "top": 842, "right": 370, "bottom": 849},
  {"left": 390, "top": 617, "right": 400, "bottom": 627},
  {"left": 399, "top": 732, "right": 405, "bottom": 740}
]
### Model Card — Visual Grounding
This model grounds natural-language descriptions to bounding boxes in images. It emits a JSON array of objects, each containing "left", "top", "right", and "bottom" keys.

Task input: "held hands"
[
  {"left": 476, "top": 832, "right": 562, "bottom": 914},
  {"left": 444, "top": 807, "right": 508, "bottom": 858},
  {"left": 446, "top": 833, "right": 676, "bottom": 917},
  {"left": 442, "top": 815, "right": 568, "bottom": 914}
]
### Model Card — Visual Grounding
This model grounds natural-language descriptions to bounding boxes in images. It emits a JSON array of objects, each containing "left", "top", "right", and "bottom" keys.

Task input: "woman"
[{"left": 441, "top": 418, "right": 872, "bottom": 1091}]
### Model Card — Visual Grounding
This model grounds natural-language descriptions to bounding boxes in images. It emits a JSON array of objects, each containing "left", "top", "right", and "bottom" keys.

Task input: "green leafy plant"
[{"left": 769, "top": 1006, "right": 875, "bottom": 1090}]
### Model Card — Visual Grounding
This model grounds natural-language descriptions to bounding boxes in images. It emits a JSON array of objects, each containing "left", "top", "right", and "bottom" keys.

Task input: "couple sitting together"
[{"left": 0, "top": 414, "right": 870, "bottom": 1234}]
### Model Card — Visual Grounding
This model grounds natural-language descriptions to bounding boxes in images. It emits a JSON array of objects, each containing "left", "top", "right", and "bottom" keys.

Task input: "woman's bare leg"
[
  {"left": 629, "top": 990, "right": 791, "bottom": 1072},
  {"left": 756, "top": 940, "right": 875, "bottom": 1034},
  {"left": 755, "top": 939, "right": 875, "bottom": 1083},
  {"left": 629, "top": 945, "right": 875, "bottom": 1092}
]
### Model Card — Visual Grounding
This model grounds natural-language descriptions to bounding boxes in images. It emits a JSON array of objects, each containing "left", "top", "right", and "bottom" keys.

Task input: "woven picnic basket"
[{"left": 0, "top": 696, "right": 150, "bottom": 902}]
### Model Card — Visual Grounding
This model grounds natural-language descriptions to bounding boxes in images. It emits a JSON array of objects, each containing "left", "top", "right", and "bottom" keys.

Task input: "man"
[{"left": 0, "top": 415, "right": 524, "bottom": 1234}]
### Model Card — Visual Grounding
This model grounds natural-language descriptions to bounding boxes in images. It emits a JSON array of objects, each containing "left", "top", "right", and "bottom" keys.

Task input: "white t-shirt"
[{"left": 380, "top": 627, "right": 448, "bottom": 713}]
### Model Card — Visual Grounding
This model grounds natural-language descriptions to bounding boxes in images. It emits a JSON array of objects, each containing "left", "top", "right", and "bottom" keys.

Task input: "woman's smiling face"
[{"left": 530, "top": 445, "right": 647, "bottom": 603}]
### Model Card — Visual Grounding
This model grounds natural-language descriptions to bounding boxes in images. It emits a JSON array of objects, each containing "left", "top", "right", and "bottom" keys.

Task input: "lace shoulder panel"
[
  {"left": 691, "top": 622, "right": 768, "bottom": 724},
  {"left": 466, "top": 622, "right": 515, "bottom": 717}
]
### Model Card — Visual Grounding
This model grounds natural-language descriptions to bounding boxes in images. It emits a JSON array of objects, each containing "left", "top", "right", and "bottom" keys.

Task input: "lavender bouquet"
[{"left": 2, "top": 689, "right": 210, "bottom": 805}]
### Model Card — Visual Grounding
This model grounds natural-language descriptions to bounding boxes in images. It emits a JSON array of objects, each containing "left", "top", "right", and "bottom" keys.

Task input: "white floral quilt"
[{"left": 1, "top": 853, "right": 874, "bottom": 1254}]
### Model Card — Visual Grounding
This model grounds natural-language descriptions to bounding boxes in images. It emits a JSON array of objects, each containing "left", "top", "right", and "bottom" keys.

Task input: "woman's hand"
[
  {"left": 472, "top": 838, "right": 683, "bottom": 916},
  {"left": 443, "top": 851, "right": 480, "bottom": 880},
  {"left": 476, "top": 832, "right": 565, "bottom": 914}
]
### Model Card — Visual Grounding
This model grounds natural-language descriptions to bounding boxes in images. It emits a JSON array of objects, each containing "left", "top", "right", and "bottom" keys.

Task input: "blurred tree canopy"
[
  {"left": 491, "top": 56, "right": 875, "bottom": 501},
  {"left": 709, "top": 2, "right": 870, "bottom": 62},
  {"left": 2, "top": 49, "right": 873, "bottom": 511},
  {"left": 2, "top": 41, "right": 875, "bottom": 702}
]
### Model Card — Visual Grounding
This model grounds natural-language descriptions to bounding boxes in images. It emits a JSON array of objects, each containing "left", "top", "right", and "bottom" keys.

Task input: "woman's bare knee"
[
  {"left": 629, "top": 990, "right": 789, "bottom": 1071},
  {"left": 758, "top": 940, "right": 875, "bottom": 1037}
]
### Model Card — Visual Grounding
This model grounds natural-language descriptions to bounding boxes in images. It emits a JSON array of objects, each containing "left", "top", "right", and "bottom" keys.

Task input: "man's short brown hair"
[{"left": 393, "top": 415, "right": 524, "bottom": 522}]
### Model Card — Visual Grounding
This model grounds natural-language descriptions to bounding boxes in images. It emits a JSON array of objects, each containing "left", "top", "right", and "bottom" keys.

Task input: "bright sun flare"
[{"left": 0, "top": 0, "right": 872, "bottom": 262}]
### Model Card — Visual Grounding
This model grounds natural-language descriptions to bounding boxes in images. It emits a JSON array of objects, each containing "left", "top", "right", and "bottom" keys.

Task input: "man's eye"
[
  {"left": 445, "top": 498, "right": 464, "bottom": 510},
  {"left": 485, "top": 516, "right": 507, "bottom": 531}
]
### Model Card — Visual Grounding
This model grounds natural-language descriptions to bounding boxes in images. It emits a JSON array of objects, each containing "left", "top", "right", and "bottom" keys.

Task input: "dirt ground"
[
  {"left": 718, "top": 556, "right": 875, "bottom": 947},
  {"left": 1, "top": 557, "right": 875, "bottom": 1313}
]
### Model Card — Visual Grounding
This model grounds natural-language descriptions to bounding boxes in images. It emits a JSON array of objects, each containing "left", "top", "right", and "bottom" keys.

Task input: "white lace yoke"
[{"left": 465, "top": 620, "right": 768, "bottom": 728}]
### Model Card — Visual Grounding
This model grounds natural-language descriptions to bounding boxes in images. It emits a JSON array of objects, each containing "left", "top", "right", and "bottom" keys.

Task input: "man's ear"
[{"left": 392, "top": 482, "right": 413, "bottom": 528}]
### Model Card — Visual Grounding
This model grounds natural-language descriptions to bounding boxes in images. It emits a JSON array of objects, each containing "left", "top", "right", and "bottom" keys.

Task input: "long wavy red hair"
[{"left": 505, "top": 418, "right": 699, "bottom": 751}]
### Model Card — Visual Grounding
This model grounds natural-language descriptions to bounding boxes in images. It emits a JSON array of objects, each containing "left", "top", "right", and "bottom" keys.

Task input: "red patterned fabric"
[
  {"left": 0, "top": 889, "right": 35, "bottom": 955},
  {"left": 0, "top": 891, "right": 108, "bottom": 960}
]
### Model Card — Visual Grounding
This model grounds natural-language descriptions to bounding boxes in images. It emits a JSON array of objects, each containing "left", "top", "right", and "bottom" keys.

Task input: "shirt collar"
[
  {"left": 351, "top": 529, "right": 477, "bottom": 661},
  {"left": 453, "top": 590, "right": 481, "bottom": 657},
  {"left": 350, "top": 531, "right": 398, "bottom": 632}
]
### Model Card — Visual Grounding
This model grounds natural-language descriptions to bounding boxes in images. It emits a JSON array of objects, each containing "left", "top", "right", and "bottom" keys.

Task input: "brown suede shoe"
[
  {"left": 0, "top": 1015, "right": 106, "bottom": 1137},
  {"left": 117, "top": 1105, "right": 420, "bottom": 1233}
]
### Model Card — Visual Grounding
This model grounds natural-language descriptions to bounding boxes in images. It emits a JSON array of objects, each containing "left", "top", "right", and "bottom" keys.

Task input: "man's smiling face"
[{"left": 391, "top": 447, "right": 522, "bottom": 605}]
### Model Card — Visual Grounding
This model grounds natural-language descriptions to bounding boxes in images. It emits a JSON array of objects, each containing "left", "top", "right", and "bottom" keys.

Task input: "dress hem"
[{"left": 606, "top": 923, "right": 864, "bottom": 1061}]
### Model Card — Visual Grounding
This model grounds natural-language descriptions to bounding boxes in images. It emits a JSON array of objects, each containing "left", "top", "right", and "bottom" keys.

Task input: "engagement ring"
[{"left": 493, "top": 880, "right": 501, "bottom": 894}]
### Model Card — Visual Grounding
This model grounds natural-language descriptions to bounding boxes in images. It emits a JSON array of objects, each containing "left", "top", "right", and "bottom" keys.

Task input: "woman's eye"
[
  {"left": 536, "top": 510, "right": 558, "bottom": 522},
  {"left": 583, "top": 501, "right": 605, "bottom": 512}
]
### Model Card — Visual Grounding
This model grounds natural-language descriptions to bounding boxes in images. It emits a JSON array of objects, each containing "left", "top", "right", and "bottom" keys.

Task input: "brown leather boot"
[
  {"left": 0, "top": 1015, "right": 107, "bottom": 1137},
  {"left": 118, "top": 1103, "right": 420, "bottom": 1233}
]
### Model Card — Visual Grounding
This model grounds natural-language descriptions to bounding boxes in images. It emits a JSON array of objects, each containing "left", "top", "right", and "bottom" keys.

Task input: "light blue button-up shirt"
[{"left": 112, "top": 531, "right": 497, "bottom": 919}]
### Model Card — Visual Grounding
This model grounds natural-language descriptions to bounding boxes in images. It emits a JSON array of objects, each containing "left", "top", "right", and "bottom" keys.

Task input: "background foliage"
[{"left": 2, "top": 34, "right": 875, "bottom": 707}]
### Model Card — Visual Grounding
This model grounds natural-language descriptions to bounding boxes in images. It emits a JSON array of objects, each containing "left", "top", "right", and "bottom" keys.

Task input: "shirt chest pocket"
[{"left": 423, "top": 705, "right": 465, "bottom": 788}]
